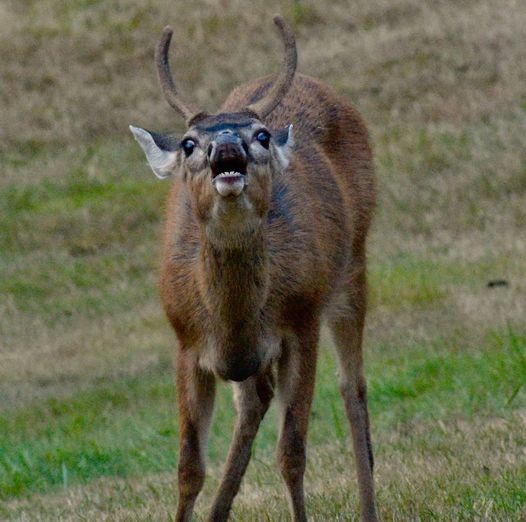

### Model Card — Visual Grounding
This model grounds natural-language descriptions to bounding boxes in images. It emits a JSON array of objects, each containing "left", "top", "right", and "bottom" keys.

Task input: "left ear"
[
  {"left": 129, "top": 125, "right": 180, "bottom": 179},
  {"left": 272, "top": 124, "right": 294, "bottom": 170}
]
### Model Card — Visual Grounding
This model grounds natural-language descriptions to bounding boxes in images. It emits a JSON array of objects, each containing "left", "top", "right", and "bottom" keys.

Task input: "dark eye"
[
  {"left": 255, "top": 130, "right": 271, "bottom": 149},
  {"left": 181, "top": 139, "right": 196, "bottom": 157}
]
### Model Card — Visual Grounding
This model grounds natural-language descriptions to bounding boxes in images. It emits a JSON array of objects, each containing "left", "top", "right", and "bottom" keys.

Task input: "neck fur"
[{"left": 199, "top": 225, "right": 269, "bottom": 339}]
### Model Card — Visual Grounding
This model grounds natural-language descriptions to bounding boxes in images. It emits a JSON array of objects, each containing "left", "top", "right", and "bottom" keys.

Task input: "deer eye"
[
  {"left": 255, "top": 130, "right": 271, "bottom": 149},
  {"left": 181, "top": 138, "right": 196, "bottom": 157}
]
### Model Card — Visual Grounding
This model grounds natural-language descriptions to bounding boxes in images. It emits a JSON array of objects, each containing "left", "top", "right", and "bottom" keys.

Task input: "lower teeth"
[{"left": 217, "top": 171, "right": 242, "bottom": 178}]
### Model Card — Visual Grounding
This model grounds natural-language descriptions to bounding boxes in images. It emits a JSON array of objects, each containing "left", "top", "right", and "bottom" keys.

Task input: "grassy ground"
[{"left": 1, "top": 0, "right": 525, "bottom": 520}]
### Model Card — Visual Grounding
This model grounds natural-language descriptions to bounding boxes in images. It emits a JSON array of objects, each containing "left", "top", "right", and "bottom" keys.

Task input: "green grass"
[
  {"left": 0, "top": 371, "right": 178, "bottom": 499},
  {"left": 369, "top": 255, "right": 451, "bottom": 308},
  {"left": 1, "top": 324, "right": 524, "bottom": 504}
]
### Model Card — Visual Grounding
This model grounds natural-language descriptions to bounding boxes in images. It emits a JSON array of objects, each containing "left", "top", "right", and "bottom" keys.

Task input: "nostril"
[{"left": 207, "top": 143, "right": 214, "bottom": 158}]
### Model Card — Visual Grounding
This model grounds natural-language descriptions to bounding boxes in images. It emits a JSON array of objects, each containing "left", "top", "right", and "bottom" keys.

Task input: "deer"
[{"left": 130, "top": 15, "right": 377, "bottom": 522}]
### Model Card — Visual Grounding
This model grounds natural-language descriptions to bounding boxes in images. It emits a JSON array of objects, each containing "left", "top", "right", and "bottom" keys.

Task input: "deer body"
[{"left": 131, "top": 17, "right": 377, "bottom": 522}]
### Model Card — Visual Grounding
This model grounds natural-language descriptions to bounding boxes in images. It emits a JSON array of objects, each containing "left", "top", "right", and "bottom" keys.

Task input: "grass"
[
  {"left": 1, "top": 0, "right": 526, "bottom": 519},
  {"left": 1, "top": 330, "right": 525, "bottom": 519},
  {"left": 1, "top": 327, "right": 525, "bottom": 495}
]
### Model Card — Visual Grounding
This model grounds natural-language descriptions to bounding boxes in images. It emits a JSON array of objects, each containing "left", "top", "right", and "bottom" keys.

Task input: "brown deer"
[{"left": 130, "top": 15, "right": 377, "bottom": 522}]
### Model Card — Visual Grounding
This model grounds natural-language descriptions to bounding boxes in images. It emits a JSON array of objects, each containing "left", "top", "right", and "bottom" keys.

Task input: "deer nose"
[
  {"left": 209, "top": 132, "right": 246, "bottom": 163},
  {"left": 209, "top": 133, "right": 248, "bottom": 178},
  {"left": 211, "top": 141, "right": 243, "bottom": 162}
]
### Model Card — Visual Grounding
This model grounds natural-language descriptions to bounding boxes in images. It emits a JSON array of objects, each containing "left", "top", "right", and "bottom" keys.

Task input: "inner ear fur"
[{"left": 129, "top": 125, "right": 181, "bottom": 179}]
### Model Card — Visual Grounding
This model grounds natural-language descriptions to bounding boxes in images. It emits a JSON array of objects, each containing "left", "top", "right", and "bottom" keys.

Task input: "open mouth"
[{"left": 211, "top": 158, "right": 247, "bottom": 197}]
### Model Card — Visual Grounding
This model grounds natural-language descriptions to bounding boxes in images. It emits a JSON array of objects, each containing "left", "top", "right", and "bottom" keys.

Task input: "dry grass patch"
[{"left": 4, "top": 411, "right": 524, "bottom": 520}]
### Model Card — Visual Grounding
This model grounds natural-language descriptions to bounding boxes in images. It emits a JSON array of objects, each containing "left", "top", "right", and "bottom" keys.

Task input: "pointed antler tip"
[
  {"left": 272, "top": 15, "right": 294, "bottom": 43},
  {"left": 159, "top": 26, "right": 174, "bottom": 44},
  {"left": 157, "top": 26, "right": 174, "bottom": 54},
  {"left": 273, "top": 15, "right": 288, "bottom": 30}
]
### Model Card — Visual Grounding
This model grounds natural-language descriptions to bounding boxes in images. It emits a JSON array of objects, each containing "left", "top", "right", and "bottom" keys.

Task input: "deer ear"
[
  {"left": 129, "top": 125, "right": 180, "bottom": 179},
  {"left": 272, "top": 124, "right": 294, "bottom": 170}
]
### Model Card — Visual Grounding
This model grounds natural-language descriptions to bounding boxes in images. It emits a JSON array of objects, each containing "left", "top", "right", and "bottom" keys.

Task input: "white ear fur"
[
  {"left": 129, "top": 125, "right": 177, "bottom": 179},
  {"left": 274, "top": 124, "right": 294, "bottom": 171}
]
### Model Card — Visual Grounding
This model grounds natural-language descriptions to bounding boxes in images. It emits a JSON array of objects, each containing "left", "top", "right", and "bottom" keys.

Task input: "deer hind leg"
[
  {"left": 277, "top": 326, "right": 318, "bottom": 522},
  {"left": 206, "top": 366, "right": 274, "bottom": 522},
  {"left": 175, "top": 350, "right": 216, "bottom": 522},
  {"left": 329, "top": 269, "right": 378, "bottom": 522}
]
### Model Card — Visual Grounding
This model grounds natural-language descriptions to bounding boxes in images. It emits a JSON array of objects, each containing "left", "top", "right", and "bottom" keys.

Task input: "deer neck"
[{"left": 198, "top": 225, "right": 269, "bottom": 338}]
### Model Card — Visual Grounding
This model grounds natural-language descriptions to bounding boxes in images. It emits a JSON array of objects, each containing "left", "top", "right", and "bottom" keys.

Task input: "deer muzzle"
[{"left": 210, "top": 132, "right": 248, "bottom": 198}]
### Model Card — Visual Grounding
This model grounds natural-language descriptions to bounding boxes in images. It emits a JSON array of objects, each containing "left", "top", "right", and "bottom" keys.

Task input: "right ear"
[
  {"left": 129, "top": 125, "right": 180, "bottom": 179},
  {"left": 272, "top": 124, "right": 294, "bottom": 171}
]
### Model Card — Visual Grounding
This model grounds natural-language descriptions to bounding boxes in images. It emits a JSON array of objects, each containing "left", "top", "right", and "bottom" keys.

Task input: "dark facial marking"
[
  {"left": 197, "top": 121, "right": 254, "bottom": 134},
  {"left": 193, "top": 111, "right": 258, "bottom": 133}
]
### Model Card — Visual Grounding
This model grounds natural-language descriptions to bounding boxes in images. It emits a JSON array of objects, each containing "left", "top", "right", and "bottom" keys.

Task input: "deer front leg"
[
  {"left": 175, "top": 349, "right": 216, "bottom": 522},
  {"left": 277, "top": 328, "right": 318, "bottom": 522},
  {"left": 206, "top": 367, "right": 274, "bottom": 522}
]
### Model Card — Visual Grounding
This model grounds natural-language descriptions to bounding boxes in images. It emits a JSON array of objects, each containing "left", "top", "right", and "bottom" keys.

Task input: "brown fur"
[{"left": 156, "top": 70, "right": 378, "bottom": 521}]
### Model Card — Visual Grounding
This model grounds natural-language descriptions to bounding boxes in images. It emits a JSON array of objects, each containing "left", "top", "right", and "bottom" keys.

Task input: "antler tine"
[
  {"left": 247, "top": 15, "right": 297, "bottom": 119},
  {"left": 155, "top": 26, "right": 202, "bottom": 123}
]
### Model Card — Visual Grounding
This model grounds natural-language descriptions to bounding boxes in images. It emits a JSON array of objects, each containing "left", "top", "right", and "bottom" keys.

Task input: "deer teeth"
[
  {"left": 213, "top": 171, "right": 246, "bottom": 197},
  {"left": 216, "top": 171, "right": 243, "bottom": 178}
]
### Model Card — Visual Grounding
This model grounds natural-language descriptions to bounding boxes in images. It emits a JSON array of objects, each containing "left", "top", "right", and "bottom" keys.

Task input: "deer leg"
[
  {"left": 206, "top": 367, "right": 274, "bottom": 522},
  {"left": 175, "top": 350, "right": 216, "bottom": 522},
  {"left": 277, "top": 328, "right": 318, "bottom": 522},
  {"left": 329, "top": 270, "right": 378, "bottom": 522}
]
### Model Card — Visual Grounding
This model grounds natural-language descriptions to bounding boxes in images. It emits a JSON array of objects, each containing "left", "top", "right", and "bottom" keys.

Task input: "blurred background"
[{"left": 1, "top": 0, "right": 525, "bottom": 519}]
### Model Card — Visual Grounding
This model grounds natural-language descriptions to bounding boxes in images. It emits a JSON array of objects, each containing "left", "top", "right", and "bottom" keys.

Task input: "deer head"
[{"left": 130, "top": 16, "right": 296, "bottom": 244}]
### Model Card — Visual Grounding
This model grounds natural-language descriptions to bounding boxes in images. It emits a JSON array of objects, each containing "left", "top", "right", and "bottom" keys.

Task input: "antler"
[
  {"left": 246, "top": 15, "right": 297, "bottom": 119},
  {"left": 155, "top": 26, "right": 203, "bottom": 123},
  {"left": 155, "top": 17, "right": 296, "bottom": 123}
]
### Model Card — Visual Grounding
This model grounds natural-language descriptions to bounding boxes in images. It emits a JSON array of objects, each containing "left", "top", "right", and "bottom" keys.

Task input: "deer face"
[
  {"left": 130, "top": 15, "right": 296, "bottom": 240},
  {"left": 130, "top": 113, "right": 293, "bottom": 237}
]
